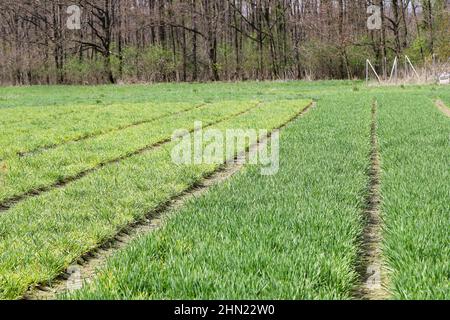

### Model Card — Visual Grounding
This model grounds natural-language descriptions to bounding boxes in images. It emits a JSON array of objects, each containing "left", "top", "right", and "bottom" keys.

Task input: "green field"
[
  {"left": 377, "top": 92, "right": 449, "bottom": 299},
  {"left": 0, "top": 81, "right": 448, "bottom": 300}
]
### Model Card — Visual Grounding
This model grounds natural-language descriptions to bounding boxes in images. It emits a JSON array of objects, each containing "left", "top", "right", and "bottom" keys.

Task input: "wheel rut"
[{"left": 354, "top": 98, "right": 389, "bottom": 300}]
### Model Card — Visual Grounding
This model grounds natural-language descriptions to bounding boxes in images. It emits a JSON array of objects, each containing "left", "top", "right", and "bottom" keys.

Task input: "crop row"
[
  {"left": 0, "top": 101, "right": 258, "bottom": 204},
  {"left": 377, "top": 92, "right": 449, "bottom": 299},
  {"left": 0, "top": 99, "right": 311, "bottom": 299},
  {"left": 68, "top": 92, "right": 373, "bottom": 299},
  {"left": 67, "top": 90, "right": 450, "bottom": 300},
  {"left": 0, "top": 81, "right": 356, "bottom": 109},
  {"left": 0, "top": 102, "right": 203, "bottom": 158}
]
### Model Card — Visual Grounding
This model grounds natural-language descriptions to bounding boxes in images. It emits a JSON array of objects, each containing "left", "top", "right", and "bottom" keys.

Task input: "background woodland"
[{"left": 0, "top": 0, "right": 448, "bottom": 85}]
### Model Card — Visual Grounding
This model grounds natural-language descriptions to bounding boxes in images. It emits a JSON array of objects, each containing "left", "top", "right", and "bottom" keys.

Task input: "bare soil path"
[{"left": 354, "top": 99, "right": 390, "bottom": 300}]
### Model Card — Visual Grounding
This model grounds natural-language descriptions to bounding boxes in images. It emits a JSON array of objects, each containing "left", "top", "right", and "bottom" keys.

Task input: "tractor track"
[
  {"left": 24, "top": 101, "right": 316, "bottom": 300},
  {"left": 16, "top": 103, "right": 207, "bottom": 158},
  {"left": 354, "top": 98, "right": 389, "bottom": 300},
  {"left": 0, "top": 103, "right": 262, "bottom": 214}
]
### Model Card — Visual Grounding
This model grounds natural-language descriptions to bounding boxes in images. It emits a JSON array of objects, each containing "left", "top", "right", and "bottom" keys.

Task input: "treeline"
[{"left": 0, "top": 0, "right": 448, "bottom": 85}]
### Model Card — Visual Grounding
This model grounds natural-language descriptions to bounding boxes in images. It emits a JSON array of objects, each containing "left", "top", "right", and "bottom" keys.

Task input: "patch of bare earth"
[
  {"left": 354, "top": 99, "right": 390, "bottom": 300},
  {"left": 435, "top": 99, "right": 450, "bottom": 118},
  {"left": 24, "top": 102, "right": 316, "bottom": 300}
]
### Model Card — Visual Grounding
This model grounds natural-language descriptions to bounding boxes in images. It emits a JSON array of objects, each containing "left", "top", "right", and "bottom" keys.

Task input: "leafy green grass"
[
  {"left": 436, "top": 91, "right": 450, "bottom": 107},
  {"left": 377, "top": 92, "right": 449, "bottom": 299},
  {"left": 0, "top": 81, "right": 356, "bottom": 109},
  {"left": 0, "top": 99, "right": 310, "bottom": 299},
  {"left": 68, "top": 92, "right": 373, "bottom": 300},
  {"left": 0, "top": 102, "right": 200, "bottom": 158},
  {"left": 0, "top": 101, "right": 258, "bottom": 203},
  {"left": 0, "top": 81, "right": 447, "bottom": 300}
]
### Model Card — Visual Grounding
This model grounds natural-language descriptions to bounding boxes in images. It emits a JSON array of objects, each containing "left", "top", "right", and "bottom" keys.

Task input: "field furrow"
[
  {"left": 377, "top": 93, "right": 449, "bottom": 299},
  {"left": 354, "top": 98, "right": 389, "bottom": 300},
  {"left": 0, "top": 99, "right": 311, "bottom": 299},
  {"left": 0, "top": 82, "right": 447, "bottom": 302},
  {"left": 0, "top": 101, "right": 259, "bottom": 206},
  {"left": 0, "top": 102, "right": 203, "bottom": 158},
  {"left": 67, "top": 93, "right": 373, "bottom": 300}
]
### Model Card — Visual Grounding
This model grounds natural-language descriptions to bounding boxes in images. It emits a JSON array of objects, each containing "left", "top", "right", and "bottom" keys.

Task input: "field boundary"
[
  {"left": 24, "top": 101, "right": 316, "bottom": 300},
  {"left": 17, "top": 103, "right": 207, "bottom": 157},
  {"left": 354, "top": 98, "right": 389, "bottom": 300},
  {"left": 0, "top": 103, "right": 261, "bottom": 214},
  {"left": 434, "top": 99, "right": 450, "bottom": 118}
]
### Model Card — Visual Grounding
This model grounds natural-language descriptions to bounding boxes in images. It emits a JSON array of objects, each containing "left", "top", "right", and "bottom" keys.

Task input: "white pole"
[
  {"left": 405, "top": 55, "right": 420, "bottom": 79},
  {"left": 367, "top": 59, "right": 381, "bottom": 83},
  {"left": 395, "top": 58, "right": 398, "bottom": 83},
  {"left": 389, "top": 57, "right": 398, "bottom": 82},
  {"left": 366, "top": 59, "right": 369, "bottom": 85},
  {"left": 404, "top": 57, "right": 408, "bottom": 80}
]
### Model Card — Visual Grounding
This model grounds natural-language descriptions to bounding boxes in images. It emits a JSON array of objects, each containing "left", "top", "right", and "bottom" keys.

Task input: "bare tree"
[{"left": 0, "top": 0, "right": 448, "bottom": 85}]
